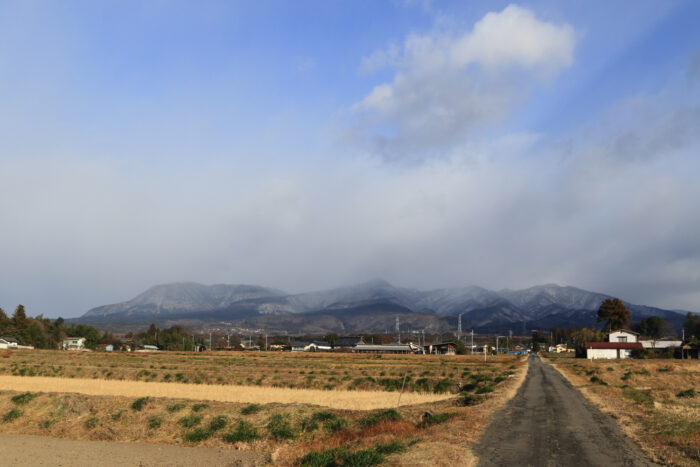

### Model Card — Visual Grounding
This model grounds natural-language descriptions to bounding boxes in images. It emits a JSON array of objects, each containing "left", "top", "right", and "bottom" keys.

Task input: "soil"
[
  {"left": 0, "top": 433, "right": 268, "bottom": 466},
  {"left": 474, "top": 355, "right": 658, "bottom": 467}
]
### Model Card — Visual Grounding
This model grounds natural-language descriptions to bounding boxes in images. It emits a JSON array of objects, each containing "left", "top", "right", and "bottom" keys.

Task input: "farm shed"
[
  {"left": 333, "top": 336, "right": 365, "bottom": 351},
  {"left": 428, "top": 342, "right": 456, "bottom": 355},
  {"left": 585, "top": 342, "right": 643, "bottom": 359},
  {"left": 0, "top": 337, "right": 19, "bottom": 349},
  {"left": 353, "top": 343, "right": 422, "bottom": 354},
  {"left": 62, "top": 337, "right": 86, "bottom": 350}
]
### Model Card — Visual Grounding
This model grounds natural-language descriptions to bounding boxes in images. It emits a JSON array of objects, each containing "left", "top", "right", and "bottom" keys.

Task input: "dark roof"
[
  {"left": 334, "top": 337, "right": 364, "bottom": 347},
  {"left": 586, "top": 342, "right": 643, "bottom": 349},
  {"left": 0, "top": 336, "right": 19, "bottom": 343}
]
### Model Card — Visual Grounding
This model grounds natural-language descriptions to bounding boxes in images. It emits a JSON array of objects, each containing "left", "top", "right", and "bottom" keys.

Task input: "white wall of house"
[
  {"left": 609, "top": 331, "right": 638, "bottom": 343},
  {"left": 587, "top": 348, "right": 633, "bottom": 359}
]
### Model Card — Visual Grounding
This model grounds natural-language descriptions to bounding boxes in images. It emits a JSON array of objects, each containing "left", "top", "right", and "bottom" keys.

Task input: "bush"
[
  {"left": 222, "top": 420, "right": 260, "bottom": 443},
  {"left": 208, "top": 415, "right": 228, "bottom": 432},
  {"left": 297, "top": 447, "right": 349, "bottom": 467},
  {"left": 2, "top": 408, "right": 22, "bottom": 422},
  {"left": 342, "top": 449, "right": 384, "bottom": 466},
  {"left": 131, "top": 397, "right": 150, "bottom": 411},
  {"left": 166, "top": 403, "right": 185, "bottom": 413},
  {"left": 296, "top": 442, "right": 406, "bottom": 467},
  {"left": 323, "top": 416, "right": 348, "bottom": 434},
  {"left": 676, "top": 388, "right": 697, "bottom": 398},
  {"left": 267, "top": 414, "right": 296, "bottom": 440},
  {"left": 149, "top": 416, "right": 163, "bottom": 429},
  {"left": 475, "top": 385, "right": 494, "bottom": 394},
  {"left": 184, "top": 427, "right": 212, "bottom": 443},
  {"left": 457, "top": 393, "right": 482, "bottom": 406},
  {"left": 192, "top": 403, "right": 209, "bottom": 412},
  {"left": 11, "top": 392, "right": 37, "bottom": 405},
  {"left": 357, "top": 409, "right": 400, "bottom": 428},
  {"left": 111, "top": 410, "right": 124, "bottom": 421},
  {"left": 589, "top": 376, "right": 607, "bottom": 385},
  {"left": 178, "top": 414, "right": 203, "bottom": 428},
  {"left": 240, "top": 403, "right": 261, "bottom": 415}
]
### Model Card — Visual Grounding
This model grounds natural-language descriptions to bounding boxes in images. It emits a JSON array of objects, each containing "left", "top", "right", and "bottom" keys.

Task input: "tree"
[
  {"left": 684, "top": 312, "right": 700, "bottom": 342},
  {"left": 12, "top": 305, "right": 28, "bottom": 331},
  {"left": 637, "top": 316, "right": 665, "bottom": 341},
  {"left": 597, "top": 298, "right": 630, "bottom": 332}
]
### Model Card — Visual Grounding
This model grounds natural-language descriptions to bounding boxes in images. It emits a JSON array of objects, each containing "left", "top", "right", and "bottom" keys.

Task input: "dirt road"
[
  {"left": 0, "top": 433, "right": 267, "bottom": 466},
  {"left": 474, "top": 355, "right": 657, "bottom": 466}
]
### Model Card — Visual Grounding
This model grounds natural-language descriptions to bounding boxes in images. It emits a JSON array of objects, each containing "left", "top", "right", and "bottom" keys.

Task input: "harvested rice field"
[{"left": 0, "top": 349, "right": 526, "bottom": 465}]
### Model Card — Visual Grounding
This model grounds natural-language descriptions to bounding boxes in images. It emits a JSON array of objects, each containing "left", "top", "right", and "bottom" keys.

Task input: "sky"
[{"left": 1, "top": 0, "right": 699, "bottom": 318}]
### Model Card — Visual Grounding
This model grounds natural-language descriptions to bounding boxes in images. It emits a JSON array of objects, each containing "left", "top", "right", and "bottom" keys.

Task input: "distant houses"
[
  {"left": 586, "top": 328, "right": 685, "bottom": 360},
  {"left": 353, "top": 343, "right": 424, "bottom": 354},
  {"left": 62, "top": 337, "right": 87, "bottom": 351}
]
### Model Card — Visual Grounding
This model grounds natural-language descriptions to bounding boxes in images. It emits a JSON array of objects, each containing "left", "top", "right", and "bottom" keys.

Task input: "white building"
[
  {"left": 640, "top": 338, "right": 682, "bottom": 349},
  {"left": 586, "top": 330, "right": 642, "bottom": 360},
  {"left": 62, "top": 337, "right": 86, "bottom": 350}
]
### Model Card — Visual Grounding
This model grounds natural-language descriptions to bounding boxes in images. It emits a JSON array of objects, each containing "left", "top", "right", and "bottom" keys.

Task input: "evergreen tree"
[{"left": 597, "top": 298, "right": 631, "bottom": 332}]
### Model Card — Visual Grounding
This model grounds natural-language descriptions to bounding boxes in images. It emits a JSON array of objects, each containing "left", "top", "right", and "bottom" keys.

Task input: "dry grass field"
[
  {"left": 0, "top": 349, "right": 526, "bottom": 465},
  {"left": 546, "top": 354, "right": 700, "bottom": 466}
]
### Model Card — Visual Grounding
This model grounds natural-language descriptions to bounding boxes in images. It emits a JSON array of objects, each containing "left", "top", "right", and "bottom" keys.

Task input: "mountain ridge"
[{"left": 77, "top": 280, "right": 691, "bottom": 334}]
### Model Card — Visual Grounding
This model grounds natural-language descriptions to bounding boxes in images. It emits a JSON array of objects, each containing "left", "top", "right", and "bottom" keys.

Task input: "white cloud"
[{"left": 352, "top": 4, "right": 576, "bottom": 159}]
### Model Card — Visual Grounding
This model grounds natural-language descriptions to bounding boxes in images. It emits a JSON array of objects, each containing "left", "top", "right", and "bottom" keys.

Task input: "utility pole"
[
  {"left": 471, "top": 330, "right": 474, "bottom": 354},
  {"left": 265, "top": 334, "right": 268, "bottom": 351},
  {"left": 458, "top": 313, "right": 463, "bottom": 343},
  {"left": 396, "top": 317, "right": 401, "bottom": 344},
  {"left": 209, "top": 332, "right": 212, "bottom": 351}
]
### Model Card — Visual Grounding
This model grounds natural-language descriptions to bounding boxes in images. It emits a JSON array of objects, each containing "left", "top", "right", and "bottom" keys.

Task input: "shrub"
[
  {"left": 297, "top": 447, "right": 349, "bottom": 467},
  {"left": 240, "top": 403, "right": 261, "bottom": 415},
  {"left": 323, "top": 416, "right": 348, "bottom": 433},
  {"left": 184, "top": 427, "right": 212, "bottom": 443},
  {"left": 589, "top": 376, "right": 607, "bottom": 385},
  {"left": 131, "top": 397, "right": 150, "bottom": 411},
  {"left": 457, "top": 393, "right": 481, "bottom": 406},
  {"left": 178, "top": 414, "right": 203, "bottom": 428},
  {"left": 342, "top": 449, "right": 384, "bottom": 466},
  {"left": 374, "top": 441, "right": 407, "bottom": 455},
  {"left": 208, "top": 415, "right": 228, "bottom": 432},
  {"left": 475, "top": 385, "right": 494, "bottom": 394},
  {"left": 267, "top": 414, "right": 296, "bottom": 440},
  {"left": 3, "top": 408, "right": 22, "bottom": 422},
  {"left": 149, "top": 416, "right": 163, "bottom": 429},
  {"left": 192, "top": 403, "right": 209, "bottom": 412},
  {"left": 11, "top": 392, "right": 37, "bottom": 405},
  {"left": 111, "top": 410, "right": 124, "bottom": 421},
  {"left": 84, "top": 417, "right": 99, "bottom": 429},
  {"left": 357, "top": 409, "right": 400, "bottom": 428},
  {"left": 222, "top": 420, "right": 260, "bottom": 443},
  {"left": 676, "top": 388, "right": 697, "bottom": 398},
  {"left": 166, "top": 403, "right": 185, "bottom": 413}
]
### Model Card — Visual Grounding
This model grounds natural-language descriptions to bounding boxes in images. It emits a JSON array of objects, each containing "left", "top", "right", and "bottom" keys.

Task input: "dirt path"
[
  {"left": 0, "top": 432, "right": 267, "bottom": 466},
  {"left": 474, "top": 355, "right": 657, "bottom": 467}
]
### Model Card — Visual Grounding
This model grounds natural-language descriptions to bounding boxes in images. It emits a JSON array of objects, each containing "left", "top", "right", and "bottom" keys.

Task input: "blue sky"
[{"left": 1, "top": 1, "right": 699, "bottom": 317}]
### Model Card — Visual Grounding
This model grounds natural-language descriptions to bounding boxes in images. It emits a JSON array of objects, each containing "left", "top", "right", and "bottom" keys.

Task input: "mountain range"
[{"left": 75, "top": 280, "right": 690, "bottom": 335}]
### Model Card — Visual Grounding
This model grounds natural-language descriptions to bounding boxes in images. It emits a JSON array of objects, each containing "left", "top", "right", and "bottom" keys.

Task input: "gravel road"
[
  {"left": 0, "top": 433, "right": 267, "bottom": 466},
  {"left": 474, "top": 355, "right": 657, "bottom": 467}
]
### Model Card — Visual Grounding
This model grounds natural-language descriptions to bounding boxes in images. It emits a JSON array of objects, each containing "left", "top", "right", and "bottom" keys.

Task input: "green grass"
[
  {"left": 676, "top": 388, "right": 696, "bottom": 398},
  {"left": 267, "top": 414, "right": 296, "bottom": 440},
  {"left": 418, "top": 412, "right": 455, "bottom": 428},
  {"left": 296, "top": 441, "right": 407, "bottom": 467},
  {"left": 111, "top": 410, "right": 124, "bottom": 421},
  {"left": 148, "top": 415, "right": 163, "bottom": 429},
  {"left": 475, "top": 385, "right": 494, "bottom": 394},
  {"left": 11, "top": 392, "right": 37, "bottom": 405},
  {"left": 357, "top": 409, "right": 401, "bottom": 428},
  {"left": 221, "top": 420, "right": 260, "bottom": 443},
  {"left": 166, "top": 403, "right": 185, "bottom": 413},
  {"left": 240, "top": 403, "right": 262, "bottom": 415},
  {"left": 208, "top": 415, "right": 228, "bottom": 432},
  {"left": 622, "top": 387, "right": 653, "bottom": 406},
  {"left": 131, "top": 397, "right": 150, "bottom": 411},
  {"left": 178, "top": 414, "right": 203, "bottom": 428},
  {"left": 191, "top": 403, "right": 209, "bottom": 412},
  {"left": 184, "top": 427, "right": 212, "bottom": 443},
  {"left": 84, "top": 417, "right": 99, "bottom": 429},
  {"left": 3, "top": 408, "right": 22, "bottom": 422}
]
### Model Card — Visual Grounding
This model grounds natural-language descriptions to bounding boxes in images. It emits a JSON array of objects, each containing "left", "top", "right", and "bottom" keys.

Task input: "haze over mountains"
[{"left": 78, "top": 280, "right": 688, "bottom": 334}]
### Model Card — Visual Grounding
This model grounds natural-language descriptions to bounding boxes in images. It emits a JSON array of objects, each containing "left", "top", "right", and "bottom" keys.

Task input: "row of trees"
[{"left": 0, "top": 305, "right": 103, "bottom": 349}]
